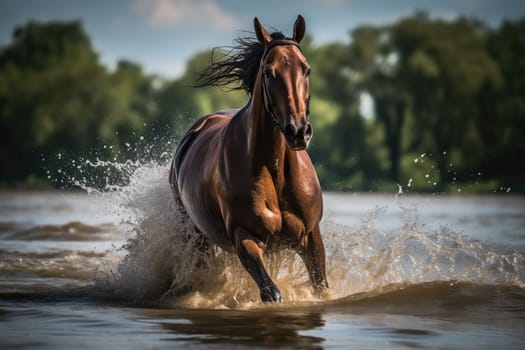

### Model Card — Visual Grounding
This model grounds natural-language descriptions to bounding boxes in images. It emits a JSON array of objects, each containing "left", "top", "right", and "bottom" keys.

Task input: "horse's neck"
[{"left": 244, "top": 98, "right": 296, "bottom": 183}]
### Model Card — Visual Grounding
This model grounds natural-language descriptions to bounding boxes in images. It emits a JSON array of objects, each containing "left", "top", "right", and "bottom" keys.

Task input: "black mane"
[{"left": 193, "top": 32, "right": 287, "bottom": 95}]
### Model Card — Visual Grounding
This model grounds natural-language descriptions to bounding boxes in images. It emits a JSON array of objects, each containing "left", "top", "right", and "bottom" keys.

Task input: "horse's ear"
[
  {"left": 293, "top": 15, "right": 306, "bottom": 43},
  {"left": 254, "top": 17, "right": 271, "bottom": 45}
]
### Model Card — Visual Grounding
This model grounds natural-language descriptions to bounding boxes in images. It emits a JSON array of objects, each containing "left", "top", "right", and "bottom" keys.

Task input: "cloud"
[{"left": 133, "top": 0, "right": 237, "bottom": 29}]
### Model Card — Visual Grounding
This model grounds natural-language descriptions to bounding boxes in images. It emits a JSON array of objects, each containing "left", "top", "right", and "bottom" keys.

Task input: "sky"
[{"left": 1, "top": 0, "right": 524, "bottom": 78}]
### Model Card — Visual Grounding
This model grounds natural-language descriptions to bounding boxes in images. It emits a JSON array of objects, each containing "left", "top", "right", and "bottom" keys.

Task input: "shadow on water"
[{"left": 135, "top": 307, "right": 326, "bottom": 349}]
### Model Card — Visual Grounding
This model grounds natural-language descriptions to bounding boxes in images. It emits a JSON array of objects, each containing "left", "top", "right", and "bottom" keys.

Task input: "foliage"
[{"left": 1, "top": 15, "right": 524, "bottom": 192}]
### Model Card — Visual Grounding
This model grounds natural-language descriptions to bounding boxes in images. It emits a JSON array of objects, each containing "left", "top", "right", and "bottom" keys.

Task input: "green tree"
[
  {"left": 153, "top": 79, "right": 199, "bottom": 139},
  {"left": 347, "top": 26, "right": 409, "bottom": 182},
  {"left": 306, "top": 39, "right": 387, "bottom": 190},
  {"left": 2, "top": 16, "right": 523, "bottom": 192},
  {"left": 109, "top": 60, "right": 156, "bottom": 143},
  {"left": 0, "top": 21, "right": 156, "bottom": 184},
  {"left": 391, "top": 13, "right": 501, "bottom": 189},
  {"left": 0, "top": 21, "right": 109, "bottom": 182},
  {"left": 480, "top": 18, "right": 525, "bottom": 188}
]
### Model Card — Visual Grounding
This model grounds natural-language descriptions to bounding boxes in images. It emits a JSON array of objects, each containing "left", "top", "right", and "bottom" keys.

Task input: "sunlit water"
[{"left": 1, "top": 163, "right": 524, "bottom": 349}]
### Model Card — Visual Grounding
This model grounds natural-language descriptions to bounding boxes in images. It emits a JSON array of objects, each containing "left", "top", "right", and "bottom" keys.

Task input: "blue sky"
[{"left": 1, "top": 0, "right": 524, "bottom": 78}]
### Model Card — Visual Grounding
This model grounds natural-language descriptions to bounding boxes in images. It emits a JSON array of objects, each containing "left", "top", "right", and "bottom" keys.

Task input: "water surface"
[{"left": 1, "top": 177, "right": 524, "bottom": 349}]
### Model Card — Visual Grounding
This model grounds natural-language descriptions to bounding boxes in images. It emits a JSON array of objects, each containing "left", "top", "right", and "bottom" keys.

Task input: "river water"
[{"left": 1, "top": 164, "right": 524, "bottom": 349}]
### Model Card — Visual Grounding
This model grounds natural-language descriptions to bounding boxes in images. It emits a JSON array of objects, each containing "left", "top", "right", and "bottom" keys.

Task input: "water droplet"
[
  {"left": 414, "top": 158, "right": 419, "bottom": 163},
  {"left": 140, "top": 136, "right": 144, "bottom": 141},
  {"left": 425, "top": 174, "right": 430, "bottom": 178}
]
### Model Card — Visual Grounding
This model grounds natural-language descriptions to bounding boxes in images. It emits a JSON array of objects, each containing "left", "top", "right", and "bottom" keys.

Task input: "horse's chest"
[{"left": 251, "top": 171, "right": 318, "bottom": 237}]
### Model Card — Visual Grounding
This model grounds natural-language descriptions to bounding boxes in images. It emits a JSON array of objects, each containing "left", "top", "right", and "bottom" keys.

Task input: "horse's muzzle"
[{"left": 284, "top": 122, "right": 312, "bottom": 151}]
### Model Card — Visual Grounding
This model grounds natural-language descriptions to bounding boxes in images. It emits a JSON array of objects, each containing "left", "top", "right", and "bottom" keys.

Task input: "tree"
[
  {"left": 0, "top": 21, "right": 109, "bottom": 182},
  {"left": 347, "top": 26, "right": 409, "bottom": 182},
  {"left": 480, "top": 19, "right": 525, "bottom": 187},
  {"left": 0, "top": 21, "right": 156, "bottom": 184},
  {"left": 306, "top": 38, "right": 387, "bottom": 190},
  {"left": 1, "top": 16, "right": 524, "bottom": 191},
  {"left": 391, "top": 13, "right": 501, "bottom": 189}
]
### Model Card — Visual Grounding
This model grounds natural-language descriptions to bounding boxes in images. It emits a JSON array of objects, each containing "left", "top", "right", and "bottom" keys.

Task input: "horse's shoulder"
[{"left": 290, "top": 151, "right": 323, "bottom": 215}]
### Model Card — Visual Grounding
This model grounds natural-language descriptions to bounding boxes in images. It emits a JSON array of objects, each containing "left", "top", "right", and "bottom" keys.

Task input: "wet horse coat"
[{"left": 170, "top": 16, "right": 328, "bottom": 302}]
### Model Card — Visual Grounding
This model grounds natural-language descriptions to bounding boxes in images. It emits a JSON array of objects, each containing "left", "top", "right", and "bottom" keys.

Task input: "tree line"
[{"left": 1, "top": 13, "right": 524, "bottom": 192}]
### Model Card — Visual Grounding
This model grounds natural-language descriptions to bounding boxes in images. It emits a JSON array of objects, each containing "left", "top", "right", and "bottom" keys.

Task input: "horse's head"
[{"left": 255, "top": 15, "right": 312, "bottom": 151}]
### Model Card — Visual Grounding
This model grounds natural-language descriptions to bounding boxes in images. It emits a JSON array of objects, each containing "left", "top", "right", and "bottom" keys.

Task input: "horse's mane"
[{"left": 193, "top": 31, "right": 287, "bottom": 95}]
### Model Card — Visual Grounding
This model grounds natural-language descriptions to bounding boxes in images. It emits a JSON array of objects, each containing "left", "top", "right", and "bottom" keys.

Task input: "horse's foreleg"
[
  {"left": 233, "top": 227, "right": 282, "bottom": 302},
  {"left": 297, "top": 224, "right": 329, "bottom": 292}
]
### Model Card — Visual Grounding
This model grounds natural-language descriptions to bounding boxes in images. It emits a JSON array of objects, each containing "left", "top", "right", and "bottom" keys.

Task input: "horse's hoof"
[
  {"left": 314, "top": 286, "right": 332, "bottom": 299},
  {"left": 260, "top": 285, "right": 282, "bottom": 302}
]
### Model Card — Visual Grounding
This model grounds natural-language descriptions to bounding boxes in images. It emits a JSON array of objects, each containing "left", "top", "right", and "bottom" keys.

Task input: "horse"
[{"left": 169, "top": 15, "right": 328, "bottom": 302}]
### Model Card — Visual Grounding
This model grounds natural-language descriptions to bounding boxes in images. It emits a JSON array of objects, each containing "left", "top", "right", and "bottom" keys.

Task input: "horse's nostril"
[
  {"left": 284, "top": 124, "right": 297, "bottom": 138},
  {"left": 304, "top": 123, "right": 313, "bottom": 138}
]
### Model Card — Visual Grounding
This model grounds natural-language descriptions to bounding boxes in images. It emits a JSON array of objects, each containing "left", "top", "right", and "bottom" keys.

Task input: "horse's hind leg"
[
  {"left": 233, "top": 227, "right": 282, "bottom": 302},
  {"left": 296, "top": 224, "right": 329, "bottom": 292}
]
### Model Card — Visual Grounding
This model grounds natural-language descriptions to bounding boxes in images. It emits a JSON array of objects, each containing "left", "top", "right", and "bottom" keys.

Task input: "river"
[{"left": 1, "top": 165, "right": 524, "bottom": 349}]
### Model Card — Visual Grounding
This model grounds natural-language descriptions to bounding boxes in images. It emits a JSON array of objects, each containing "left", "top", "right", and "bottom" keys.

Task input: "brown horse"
[{"left": 169, "top": 15, "right": 328, "bottom": 302}]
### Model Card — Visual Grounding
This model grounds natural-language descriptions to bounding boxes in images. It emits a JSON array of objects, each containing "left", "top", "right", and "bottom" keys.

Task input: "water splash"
[
  {"left": 91, "top": 163, "right": 311, "bottom": 308},
  {"left": 322, "top": 209, "right": 524, "bottom": 298},
  {"left": 67, "top": 147, "right": 524, "bottom": 309}
]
